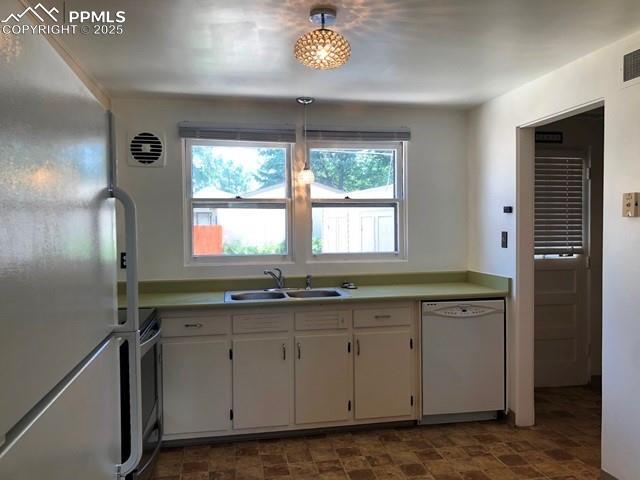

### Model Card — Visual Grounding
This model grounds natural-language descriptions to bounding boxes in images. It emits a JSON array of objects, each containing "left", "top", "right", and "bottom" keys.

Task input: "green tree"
[
  {"left": 310, "top": 150, "right": 394, "bottom": 192},
  {"left": 253, "top": 148, "right": 286, "bottom": 188},
  {"left": 191, "top": 146, "right": 251, "bottom": 195}
]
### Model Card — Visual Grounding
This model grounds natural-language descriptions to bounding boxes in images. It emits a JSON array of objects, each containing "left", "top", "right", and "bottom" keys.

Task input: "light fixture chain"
[{"left": 303, "top": 102, "right": 308, "bottom": 168}]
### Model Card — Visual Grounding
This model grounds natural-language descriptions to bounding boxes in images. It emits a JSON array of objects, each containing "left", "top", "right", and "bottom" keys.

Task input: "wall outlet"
[
  {"left": 622, "top": 192, "right": 640, "bottom": 217},
  {"left": 501, "top": 231, "right": 508, "bottom": 248},
  {"left": 120, "top": 252, "right": 127, "bottom": 269}
]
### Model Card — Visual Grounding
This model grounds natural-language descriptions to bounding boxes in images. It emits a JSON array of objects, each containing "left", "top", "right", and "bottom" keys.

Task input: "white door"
[
  {"left": 354, "top": 331, "right": 413, "bottom": 420},
  {"left": 535, "top": 257, "right": 589, "bottom": 386},
  {"left": 0, "top": 339, "right": 120, "bottom": 480},
  {"left": 232, "top": 337, "right": 291, "bottom": 429},
  {"left": 294, "top": 333, "right": 351, "bottom": 424},
  {"left": 534, "top": 148, "right": 590, "bottom": 387},
  {"left": 162, "top": 338, "right": 231, "bottom": 435}
]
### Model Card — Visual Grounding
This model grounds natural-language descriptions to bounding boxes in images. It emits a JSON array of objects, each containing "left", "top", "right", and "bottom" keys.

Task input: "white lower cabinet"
[
  {"left": 232, "top": 337, "right": 291, "bottom": 429},
  {"left": 354, "top": 330, "right": 413, "bottom": 419},
  {"left": 160, "top": 302, "right": 418, "bottom": 440},
  {"left": 294, "top": 333, "right": 352, "bottom": 424},
  {"left": 162, "top": 338, "right": 231, "bottom": 435}
]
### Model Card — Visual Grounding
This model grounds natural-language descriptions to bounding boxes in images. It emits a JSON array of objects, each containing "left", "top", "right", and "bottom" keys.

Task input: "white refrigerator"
[{"left": 0, "top": 10, "right": 141, "bottom": 480}]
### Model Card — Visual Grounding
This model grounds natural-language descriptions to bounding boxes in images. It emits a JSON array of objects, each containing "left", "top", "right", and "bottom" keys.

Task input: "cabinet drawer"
[
  {"left": 353, "top": 306, "right": 411, "bottom": 328},
  {"left": 162, "top": 315, "right": 230, "bottom": 337},
  {"left": 295, "top": 311, "right": 350, "bottom": 330},
  {"left": 232, "top": 313, "right": 292, "bottom": 334}
]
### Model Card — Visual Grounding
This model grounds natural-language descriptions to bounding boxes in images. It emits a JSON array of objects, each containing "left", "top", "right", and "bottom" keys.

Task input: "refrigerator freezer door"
[
  {"left": 0, "top": 338, "right": 121, "bottom": 479},
  {"left": 0, "top": 6, "right": 117, "bottom": 437}
]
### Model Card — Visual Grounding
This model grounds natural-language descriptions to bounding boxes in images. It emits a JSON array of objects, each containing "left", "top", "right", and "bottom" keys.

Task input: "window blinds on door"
[{"left": 534, "top": 152, "right": 586, "bottom": 255}]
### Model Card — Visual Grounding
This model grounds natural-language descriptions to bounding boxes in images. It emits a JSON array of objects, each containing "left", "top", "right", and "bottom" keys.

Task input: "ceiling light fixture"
[
  {"left": 297, "top": 96, "right": 315, "bottom": 185},
  {"left": 294, "top": 6, "right": 351, "bottom": 70}
]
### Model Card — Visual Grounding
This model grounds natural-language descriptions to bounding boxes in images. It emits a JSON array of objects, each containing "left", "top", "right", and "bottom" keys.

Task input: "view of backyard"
[{"left": 190, "top": 144, "right": 398, "bottom": 256}]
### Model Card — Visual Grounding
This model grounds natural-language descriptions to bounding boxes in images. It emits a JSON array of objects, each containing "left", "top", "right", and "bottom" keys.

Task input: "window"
[
  {"left": 534, "top": 149, "right": 587, "bottom": 255},
  {"left": 308, "top": 142, "right": 405, "bottom": 258},
  {"left": 185, "top": 139, "right": 291, "bottom": 261}
]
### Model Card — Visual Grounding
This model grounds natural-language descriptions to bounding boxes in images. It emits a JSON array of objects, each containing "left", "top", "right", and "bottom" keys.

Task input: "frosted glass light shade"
[{"left": 299, "top": 167, "right": 315, "bottom": 185}]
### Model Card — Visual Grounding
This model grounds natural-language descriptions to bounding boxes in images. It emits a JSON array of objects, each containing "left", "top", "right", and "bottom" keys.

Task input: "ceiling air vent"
[
  {"left": 623, "top": 48, "right": 640, "bottom": 83},
  {"left": 128, "top": 132, "right": 165, "bottom": 167}
]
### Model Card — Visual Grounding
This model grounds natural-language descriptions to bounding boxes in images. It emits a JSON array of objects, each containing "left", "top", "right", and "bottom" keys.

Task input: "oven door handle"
[
  {"left": 140, "top": 327, "right": 161, "bottom": 357},
  {"left": 115, "top": 331, "right": 143, "bottom": 480}
]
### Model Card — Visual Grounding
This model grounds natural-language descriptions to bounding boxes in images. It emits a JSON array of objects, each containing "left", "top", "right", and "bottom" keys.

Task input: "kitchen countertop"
[{"left": 120, "top": 276, "right": 509, "bottom": 310}]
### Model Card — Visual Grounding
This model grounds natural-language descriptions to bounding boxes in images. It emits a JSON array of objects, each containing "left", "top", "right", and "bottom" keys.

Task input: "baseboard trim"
[
  {"left": 163, "top": 420, "right": 417, "bottom": 448},
  {"left": 421, "top": 411, "right": 498, "bottom": 425},
  {"left": 601, "top": 469, "right": 618, "bottom": 479},
  {"left": 504, "top": 409, "right": 517, "bottom": 426}
]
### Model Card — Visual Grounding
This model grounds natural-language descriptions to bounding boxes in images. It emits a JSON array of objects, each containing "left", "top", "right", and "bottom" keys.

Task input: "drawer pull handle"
[
  {"left": 184, "top": 323, "right": 203, "bottom": 328},
  {"left": 374, "top": 315, "right": 391, "bottom": 319},
  {"left": 356, "top": 339, "right": 360, "bottom": 356},
  {"left": 297, "top": 342, "right": 301, "bottom": 359},
  {"left": 282, "top": 343, "right": 286, "bottom": 360}
]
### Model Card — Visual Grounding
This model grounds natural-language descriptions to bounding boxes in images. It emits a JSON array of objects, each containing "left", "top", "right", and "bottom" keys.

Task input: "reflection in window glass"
[
  {"left": 309, "top": 148, "right": 396, "bottom": 199},
  {"left": 312, "top": 206, "right": 397, "bottom": 254},
  {"left": 192, "top": 145, "right": 287, "bottom": 199},
  {"left": 192, "top": 206, "right": 287, "bottom": 256}
]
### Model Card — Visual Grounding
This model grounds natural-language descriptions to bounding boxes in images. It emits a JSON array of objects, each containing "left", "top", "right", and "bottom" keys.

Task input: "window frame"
[
  {"left": 183, "top": 138, "right": 293, "bottom": 265},
  {"left": 305, "top": 140, "right": 407, "bottom": 262}
]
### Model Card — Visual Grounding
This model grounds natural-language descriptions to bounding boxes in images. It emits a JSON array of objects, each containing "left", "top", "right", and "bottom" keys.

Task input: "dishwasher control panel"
[{"left": 422, "top": 299, "right": 504, "bottom": 317}]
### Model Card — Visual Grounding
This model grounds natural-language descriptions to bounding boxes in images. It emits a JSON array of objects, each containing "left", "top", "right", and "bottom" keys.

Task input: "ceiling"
[{"left": 49, "top": 0, "right": 640, "bottom": 105}]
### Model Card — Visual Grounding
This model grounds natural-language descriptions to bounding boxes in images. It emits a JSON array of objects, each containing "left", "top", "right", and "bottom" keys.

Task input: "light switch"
[{"left": 622, "top": 192, "right": 640, "bottom": 217}]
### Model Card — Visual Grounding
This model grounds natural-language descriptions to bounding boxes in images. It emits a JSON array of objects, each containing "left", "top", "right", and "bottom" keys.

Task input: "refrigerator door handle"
[
  {"left": 108, "top": 111, "right": 139, "bottom": 333},
  {"left": 111, "top": 186, "right": 139, "bottom": 333},
  {"left": 115, "top": 331, "right": 143, "bottom": 479}
]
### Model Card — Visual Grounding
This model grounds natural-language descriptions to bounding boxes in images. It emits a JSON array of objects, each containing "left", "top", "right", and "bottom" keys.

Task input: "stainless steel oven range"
[{"left": 119, "top": 308, "right": 162, "bottom": 480}]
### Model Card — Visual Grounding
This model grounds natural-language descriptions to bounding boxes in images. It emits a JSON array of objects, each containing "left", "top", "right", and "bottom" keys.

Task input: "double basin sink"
[{"left": 224, "top": 288, "right": 348, "bottom": 303}]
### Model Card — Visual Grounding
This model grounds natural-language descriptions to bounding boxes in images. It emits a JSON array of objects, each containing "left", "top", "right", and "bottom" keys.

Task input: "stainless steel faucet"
[
  {"left": 305, "top": 274, "right": 312, "bottom": 290},
  {"left": 264, "top": 268, "right": 285, "bottom": 290}
]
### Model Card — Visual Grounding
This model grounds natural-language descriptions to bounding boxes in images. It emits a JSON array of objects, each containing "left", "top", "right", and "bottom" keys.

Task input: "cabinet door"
[
  {"left": 233, "top": 337, "right": 291, "bottom": 429},
  {"left": 295, "top": 333, "right": 351, "bottom": 424},
  {"left": 162, "top": 338, "right": 231, "bottom": 435},
  {"left": 354, "top": 331, "right": 413, "bottom": 420}
]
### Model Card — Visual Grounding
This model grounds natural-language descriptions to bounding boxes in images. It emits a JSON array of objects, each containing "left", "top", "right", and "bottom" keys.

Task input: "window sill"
[{"left": 186, "top": 256, "right": 294, "bottom": 267}]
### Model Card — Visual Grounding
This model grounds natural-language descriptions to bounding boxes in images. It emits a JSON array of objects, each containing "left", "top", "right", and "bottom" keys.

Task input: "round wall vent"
[{"left": 128, "top": 132, "right": 165, "bottom": 167}]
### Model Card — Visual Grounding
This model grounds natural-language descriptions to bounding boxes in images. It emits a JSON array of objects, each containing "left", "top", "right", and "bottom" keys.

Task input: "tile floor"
[{"left": 152, "top": 386, "right": 601, "bottom": 480}]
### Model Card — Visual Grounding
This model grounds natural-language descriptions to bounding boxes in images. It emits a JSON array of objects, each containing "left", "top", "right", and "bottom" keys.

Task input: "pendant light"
[
  {"left": 297, "top": 96, "right": 315, "bottom": 185},
  {"left": 294, "top": 6, "right": 350, "bottom": 70}
]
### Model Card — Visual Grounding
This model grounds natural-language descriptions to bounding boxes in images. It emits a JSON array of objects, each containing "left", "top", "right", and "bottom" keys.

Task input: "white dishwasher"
[{"left": 421, "top": 299, "right": 505, "bottom": 424}]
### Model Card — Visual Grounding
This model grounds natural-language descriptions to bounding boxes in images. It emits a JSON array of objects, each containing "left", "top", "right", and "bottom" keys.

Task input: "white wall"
[
  {"left": 468, "top": 30, "right": 640, "bottom": 479},
  {"left": 112, "top": 97, "right": 468, "bottom": 280}
]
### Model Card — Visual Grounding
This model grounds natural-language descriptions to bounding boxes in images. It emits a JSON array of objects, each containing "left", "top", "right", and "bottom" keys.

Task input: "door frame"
[{"left": 514, "top": 98, "right": 604, "bottom": 426}]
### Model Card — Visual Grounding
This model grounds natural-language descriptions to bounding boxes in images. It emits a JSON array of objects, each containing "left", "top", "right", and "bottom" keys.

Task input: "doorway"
[{"left": 533, "top": 107, "right": 604, "bottom": 388}]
